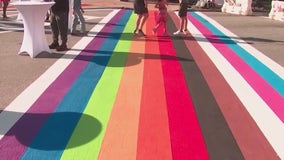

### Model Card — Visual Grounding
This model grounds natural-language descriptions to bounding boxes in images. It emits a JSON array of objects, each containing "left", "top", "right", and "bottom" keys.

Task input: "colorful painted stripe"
[
  {"left": 0, "top": 9, "right": 121, "bottom": 159},
  {"left": 1, "top": 8, "right": 284, "bottom": 160},
  {"left": 97, "top": 13, "right": 143, "bottom": 160},
  {"left": 184, "top": 11, "right": 284, "bottom": 159},
  {"left": 169, "top": 11, "right": 279, "bottom": 160},
  {"left": 19, "top": 9, "right": 131, "bottom": 160},
  {"left": 158, "top": 22, "right": 210, "bottom": 160},
  {"left": 188, "top": 12, "right": 284, "bottom": 123},
  {"left": 61, "top": 10, "right": 134, "bottom": 160},
  {"left": 189, "top": 12, "right": 284, "bottom": 96},
  {"left": 136, "top": 11, "right": 172, "bottom": 160}
]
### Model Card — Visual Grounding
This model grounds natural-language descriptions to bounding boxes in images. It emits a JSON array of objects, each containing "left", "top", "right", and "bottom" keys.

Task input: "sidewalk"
[{"left": 0, "top": 0, "right": 284, "bottom": 159}]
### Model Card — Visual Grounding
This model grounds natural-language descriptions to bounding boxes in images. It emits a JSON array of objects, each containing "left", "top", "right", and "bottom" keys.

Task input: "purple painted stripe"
[{"left": 0, "top": 10, "right": 124, "bottom": 159}]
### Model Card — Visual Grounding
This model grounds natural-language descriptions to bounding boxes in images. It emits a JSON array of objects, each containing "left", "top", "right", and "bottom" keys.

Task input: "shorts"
[
  {"left": 134, "top": 1, "right": 148, "bottom": 14},
  {"left": 178, "top": 3, "right": 188, "bottom": 17}
]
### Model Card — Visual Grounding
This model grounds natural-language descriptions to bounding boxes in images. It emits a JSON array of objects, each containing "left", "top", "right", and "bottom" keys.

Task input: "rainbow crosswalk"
[{"left": 0, "top": 9, "right": 283, "bottom": 160}]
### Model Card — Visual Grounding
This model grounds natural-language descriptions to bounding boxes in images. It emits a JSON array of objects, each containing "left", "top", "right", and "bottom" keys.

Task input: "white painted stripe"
[
  {"left": 195, "top": 12, "right": 284, "bottom": 80},
  {"left": 180, "top": 11, "right": 284, "bottom": 159},
  {"left": 0, "top": 9, "right": 120, "bottom": 140}
]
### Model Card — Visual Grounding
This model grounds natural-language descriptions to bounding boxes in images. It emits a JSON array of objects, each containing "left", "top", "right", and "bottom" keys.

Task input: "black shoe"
[
  {"left": 56, "top": 44, "right": 68, "bottom": 51},
  {"left": 49, "top": 42, "right": 59, "bottom": 49}
]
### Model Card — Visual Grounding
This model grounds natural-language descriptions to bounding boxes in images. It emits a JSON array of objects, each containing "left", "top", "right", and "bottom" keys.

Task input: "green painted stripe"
[{"left": 60, "top": 12, "right": 136, "bottom": 160}]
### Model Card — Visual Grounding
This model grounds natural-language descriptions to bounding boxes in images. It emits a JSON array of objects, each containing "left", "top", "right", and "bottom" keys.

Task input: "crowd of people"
[
  {"left": 134, "top": 0, "right": 189, "bottom": 36},
  {"left": 49, "top": 0, "right": 85, "bottom": 51},
  {"left": 1, "top": 0, "right": 190, "bottom": 51}
]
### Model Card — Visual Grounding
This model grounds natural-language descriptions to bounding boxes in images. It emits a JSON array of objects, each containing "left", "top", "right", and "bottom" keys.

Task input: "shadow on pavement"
[{"left": 0, "top": 111, "right": 102, "bottom": 150}]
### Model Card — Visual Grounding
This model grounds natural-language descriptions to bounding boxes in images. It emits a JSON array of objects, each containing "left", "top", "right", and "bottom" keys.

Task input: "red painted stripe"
[
  {"left": 171, "top": 12, "right": 279, "bottom": 159},
  {"left": 157, "top": 17, "right": 210, "bottom": 160},
  {"left": 136, "top": 11, "right": 172, "bottom": 160}
]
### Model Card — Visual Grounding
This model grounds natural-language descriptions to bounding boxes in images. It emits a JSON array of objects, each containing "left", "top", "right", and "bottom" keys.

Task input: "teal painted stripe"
[
  {"left": 189, "top": 11, "right": 284, "bottom": 97},
  {"left": 20, "top": 9, "right": 131, "bottom": 160}
]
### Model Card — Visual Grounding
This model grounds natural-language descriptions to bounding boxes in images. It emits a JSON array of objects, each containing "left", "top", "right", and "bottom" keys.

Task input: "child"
[
  {"left": 134, "top": 0, "right": 148, "bottom": 36},
  {"left": 173, "top": 0, "right": 189, "bottom": 35},
  {"left": 152, "top": 0, "right": 168, "bottom": 36}
]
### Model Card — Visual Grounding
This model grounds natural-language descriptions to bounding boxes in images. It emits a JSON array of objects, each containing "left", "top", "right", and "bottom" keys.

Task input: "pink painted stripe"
[
  {"left": 187, "top": 14, "right": 284, "bottom": 122},
  {"left": 0, "top": 11, "right": 124, "bottom": 159},
  {"left": 158, "top": 32, "right": 210, "bottom": 159}
]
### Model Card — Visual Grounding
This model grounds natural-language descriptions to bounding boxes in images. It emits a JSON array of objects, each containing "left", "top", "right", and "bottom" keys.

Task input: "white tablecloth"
[{"left": 11, "top": 1, "right": 55, "bottom": 58}]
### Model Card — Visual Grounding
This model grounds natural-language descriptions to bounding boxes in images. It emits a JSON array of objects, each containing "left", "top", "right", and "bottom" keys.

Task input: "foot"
[
  {"left": 152, "top": 28, "right": 157, "bottom": 35},
  {"left": 183, "top": 29, "right": 189, "bottom": 35},
  {"left": 173, "top": 30, "right": 184, "bottom": 36},
  {"left": 56, "top": 44, "right": 68, "bottom": 51},
  {"left": 163, "top": 32, "right": 169, "bottom": 36},
  {"left": 49, "top": 42, "right": 59, "bottom": 49},
  {"left": 133, "top": 29, "right": 138, "bottom": 35},
  {"left": 71, "top": 32, "right": 81, "bottom": 36},
  {"left": 138, "top": 29, "right": 146, "bottom": 36}
]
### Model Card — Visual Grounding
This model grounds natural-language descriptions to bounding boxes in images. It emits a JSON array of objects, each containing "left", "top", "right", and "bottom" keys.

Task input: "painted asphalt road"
[{"left": 1, "top": 0, "right": 284, "bottom": 159}]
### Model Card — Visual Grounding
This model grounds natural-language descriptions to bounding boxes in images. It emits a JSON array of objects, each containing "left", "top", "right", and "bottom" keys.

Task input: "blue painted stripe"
[
  {"left": 20, "top": 10, "right": 132, "bottom": 160},
  {"left": 189, "top": 11, "right": 284, "bottom": 97}
]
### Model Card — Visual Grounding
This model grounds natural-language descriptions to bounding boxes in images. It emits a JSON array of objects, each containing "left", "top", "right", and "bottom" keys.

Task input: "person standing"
[
  {"left": 49, "top": 0, "right": 69, "bottom": 51},
  {"left": 0, "top": 0, "right": 10, "bottom": 19},
  {"left": 173, "top": 0, "right": 189, "bottom": 36},
  {"left": 152, "top": 0, "right": 168, "bottom": 36},
  {"left": 71, "top": 0, "right": 86, "bottom": 35},
  {"left": 133, "top": 0, "right": 148, "bottom": 36}
]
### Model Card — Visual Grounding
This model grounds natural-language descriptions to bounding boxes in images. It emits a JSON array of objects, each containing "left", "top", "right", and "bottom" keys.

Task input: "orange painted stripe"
[
  {"left": 136, "top": 11, "right": 172, "bottom": 160},
  {"left": 97, "top": 14, "right": 143, "bottom": 160}
]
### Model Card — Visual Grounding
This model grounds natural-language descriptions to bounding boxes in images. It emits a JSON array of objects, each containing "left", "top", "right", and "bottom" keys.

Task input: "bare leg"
[
  {"left": 3, "top": 1, "right": 9, "bottom": 18},
  {"left": 163, "top": 22, "right": 168, "bottom": 35},
  {"left": 139, "top": 13, "right": 148, "bottom": 30},
  {"left": 135, "top": 14, "right": 143, "bottom": 33},
  {"left": 180, "top": 18, "right": 184, "bottom": 31},
  {"left": 183, "top": 17, "right": 188, "bottom": 31},
  {"left": 153, "top": 21, "right": 160, "bottom": 34}
]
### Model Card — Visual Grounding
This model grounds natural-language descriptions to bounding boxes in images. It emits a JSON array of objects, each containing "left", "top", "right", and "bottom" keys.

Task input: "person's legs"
[
  {"left": 57, "top": 11, "right": 69, "bottom": 51},
  {"left": 49, "top": 13, "right": 60, "bottom": 48},
  {"left": 137, "top": 13, "right": 148, "bottom": 35},
  {"left": 77, "top": 10, "right": 86, "bottom": 33},
  {"left": 3, "top": 1, "right": 9, "bottom": 18},
  {"left": 153, "top": 21, "right": 161, "bottom": 34},
  {"left": 135, "top": 14, "right": 142, "bottom": 33},
  {"left": 180, "top": 17, "right": 185, "bottom": 31},
  {"left": 183, "top": 16, "right": 188, "bottom": 31},
  {"left": 71, "top": 10, "right": 79, "bottom": 34},
  {"left": 139, "top": 13, "right": 148, "bottom": 30},
  {"left": 163, "top": 20, "right": 168, "bottom": 35}
]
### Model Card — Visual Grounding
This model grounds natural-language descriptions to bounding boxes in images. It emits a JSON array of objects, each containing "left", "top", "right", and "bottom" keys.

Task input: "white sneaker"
[{"left": 173, "top": 30, "right": 184, "bottom": 36}]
